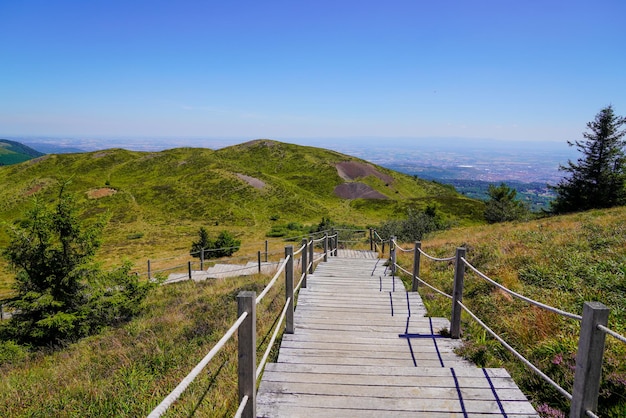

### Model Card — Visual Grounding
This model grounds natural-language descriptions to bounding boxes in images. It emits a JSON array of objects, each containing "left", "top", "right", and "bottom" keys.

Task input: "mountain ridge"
[{"left": 0, "top": 139, "right": 45, "bottom": 165}]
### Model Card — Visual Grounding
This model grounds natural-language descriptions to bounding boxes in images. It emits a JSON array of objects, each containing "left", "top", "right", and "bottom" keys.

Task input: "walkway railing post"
[
  {"left": 323, "top": 233, "right": 328, "bottom": 262},
  {"left": 147, "top": 259, "right": 151, "bottom": 281},
  {"left": 237, "top": 291, "right": 256, "bottom": 418},
  {"left": 257, "top": 251, "right": 262, "bottom": 273},
  {"left": 570, "top": 302, "right": 610, "bottom": 418},
  {"left": 265, "top": 240, "right": 268, "bottom": 263},
  {"left": 412, "top": 241, "right": 421, "bottom": 292},
  {"left": 369, "top": 228, "right": 374, "bottom": 251},
  {"left": 308, "top": 235, "right": 314, "bottom": 274},
  {"left": 200, "top": 248, "right": 205, "bottom": 271},
  {"left": 285, "top": 246, "right": 294, "bottom": 334},
  {"left": 450, "top": 247, "right": 466, "bottom": 339},
  {"left": 390, "top": 236, "right": 396, "bottom": 277},
  {"left": 301, "top": 238, "right": 308, "bottom": 288},
  {"left": 188, "top": 261, "right": 192, "bottom": 280},
  {"left": 331, "top": 229, "right": 336, "bottom": 256}
]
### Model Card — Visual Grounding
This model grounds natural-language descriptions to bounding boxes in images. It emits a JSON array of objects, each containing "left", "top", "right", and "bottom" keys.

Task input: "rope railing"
[
  {"left": 395, "top": 264, "right": 453, "bottom": 300},
  {"left": 457, "top": 301, "right": 573, "bottom": 401},
  {"left": 389, "top": 239, "right": 617, "bottom": 418},
  {"left": 461, "top": 257, "right": 583, "bottom": 321},
  {"left": 256, "top": 296, "right": 291, "bottom": 380},
  {"left": 391, "top": 239, "right": 412, "bottom": 253},
  {"left": 293, "top": 243, "right": 306, "bottom": 256},
  {"left": 234, "top": 395, "right": 249, "bottom": 418},
  {"left": 597, "top": 324, "right": 626, "bottom": 344},
  {"left": 418, "top": 247, "right": 456, "bottom": 262},
  {"left": 255, "top": 256, "right": 289, "bottom": 305},
  {"left": 147, "top": 311, "right": 249, "bottom": 418}
]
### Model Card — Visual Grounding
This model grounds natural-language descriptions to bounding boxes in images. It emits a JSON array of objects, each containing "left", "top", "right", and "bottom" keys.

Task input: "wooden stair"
[{"left": 256, "top": 255, "right": 538, "bottom": 417}]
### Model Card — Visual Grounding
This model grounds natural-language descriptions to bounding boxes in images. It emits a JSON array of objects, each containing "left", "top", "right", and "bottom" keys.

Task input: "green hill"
[
  {"left": 0, "top": 139, "right": 45, "bottom": 166},
  {"left": 0, "top": 139, "right": 484, "bottom": 294}
]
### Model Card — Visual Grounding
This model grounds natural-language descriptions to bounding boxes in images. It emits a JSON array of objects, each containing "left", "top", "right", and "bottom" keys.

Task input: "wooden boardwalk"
[{"left": 257, "top": 254, "right": 538, "bottom": 417}]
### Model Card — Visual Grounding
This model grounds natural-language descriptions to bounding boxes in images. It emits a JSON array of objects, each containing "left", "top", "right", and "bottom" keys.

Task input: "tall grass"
[
  {"left": 0, "top": 271, "right": 287, "bottom": 417},
  {"left": 394, "top": 206, "right": 626, "bottom": 417}
]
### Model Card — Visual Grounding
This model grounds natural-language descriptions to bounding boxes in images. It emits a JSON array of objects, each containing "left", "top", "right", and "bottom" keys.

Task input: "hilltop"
[
  {"left": 0, "top": 139, "right": 484, "bottom": 293},
  {"left": 0, "top": 139, "right": 45, "bottom": 166}
]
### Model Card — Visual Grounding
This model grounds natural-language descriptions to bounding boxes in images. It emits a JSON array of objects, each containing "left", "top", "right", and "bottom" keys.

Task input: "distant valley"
[{"left": 4, "top": 135, "right": 576, "bottom": 210}]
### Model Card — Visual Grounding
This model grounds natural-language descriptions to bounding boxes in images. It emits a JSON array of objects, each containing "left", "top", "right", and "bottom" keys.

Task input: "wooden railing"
[
  {"left": 147, "top": 230, "right": 364, "bottom": 417},
  {"left": 388, "top": 237, "right": 626, "bottom": 418}
]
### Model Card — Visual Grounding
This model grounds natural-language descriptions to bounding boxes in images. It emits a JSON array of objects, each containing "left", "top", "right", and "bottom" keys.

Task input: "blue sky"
[{"left": 1, "top": 0, "right": 625, "bottom": 145}]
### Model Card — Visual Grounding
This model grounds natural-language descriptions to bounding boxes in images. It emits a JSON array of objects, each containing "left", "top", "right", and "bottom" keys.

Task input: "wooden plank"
[{"left": 257, "top": 255, "right": 537, "bottom": 417}]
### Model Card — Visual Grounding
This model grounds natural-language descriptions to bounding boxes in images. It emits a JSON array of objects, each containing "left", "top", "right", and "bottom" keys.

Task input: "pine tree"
[
  {"left": 2, "top": 188, "right": 153, "bottom": 346},
  {"left": 484, "top": 183, "right": 528, "bottom": 223},
  {"left": 552, "top": 105, "right": 626, "bottom": 213}
]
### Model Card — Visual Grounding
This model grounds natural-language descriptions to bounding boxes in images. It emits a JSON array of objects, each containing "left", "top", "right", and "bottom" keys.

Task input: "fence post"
[
  {"left": 412, "top": 241, "right": 421, "bottom": 292},
  {"left": 450, "top": 247, "right": 466, "bottom": 339},
  {"left": 308, "top": 236, "right": 314, "bottom": 274},
  {"left": 200, "top": 248, "right": 205, "bottom": 271},
  {"left": 301, "top": 238, "right": 308, "bottom": 288},
  {"left": 285, "top": 246, "right": 294, "bottom": 334},
  {"left": 323, "top": 233, "right": 328, "bottom": 262},
  {"left": 265, "top": 240, "right": 268, "bottom": 263},
  {"left": 237, "top": 291, "right": 256, "bottom": 418},
  {"left": 147, "top": 259, "right": 152, "bottom": 281},
  {"left": 369, "top": 228, "right": 374, "bottom": 251},
  {"left": 257, "top": 251, "right": 262, "bottom": 273},
  {"left": 390, "top": 236, "right": 396, "bottom": 277},
  {"left": 188, "top": 261, "right": 192, "bottom": 280},
  {"left": 570, "top": 302, "right": 609, "bottom": 418}
]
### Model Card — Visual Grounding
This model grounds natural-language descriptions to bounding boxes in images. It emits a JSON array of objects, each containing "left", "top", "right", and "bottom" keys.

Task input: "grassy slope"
[
  {"left": 0, "top": 273, "right": 285, "bottom": 417},
  {"left": 0, "top": 140, "right": 483, "bottom": 297},
  {"left": 0, "top": 195, "right": 624, "bottom": 415},
  {"left": 395, "top": 206, "right": 626, "bottom": 416},
  {"left": 0, "top": 139, "right": 45, "bottom": 165}
]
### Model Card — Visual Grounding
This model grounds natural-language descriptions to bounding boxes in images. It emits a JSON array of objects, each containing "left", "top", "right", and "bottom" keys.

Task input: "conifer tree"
[
  {"left": 484, "top": 183, "right": 528, "bottom": 223},
  {"left": 552, "top": 105, "right": 626, "bottom": 213}
]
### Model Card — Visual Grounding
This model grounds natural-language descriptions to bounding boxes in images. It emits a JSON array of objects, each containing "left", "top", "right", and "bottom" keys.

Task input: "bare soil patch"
[
  {"left": 336, "top": 161, "right": 393, "bottom": 184},
  {"left": 87, "top": 188, "right": 117, "bottom": 199},
  {"left": 24, "top": 184, "right": 43, "bottom": 196},
  {"left": 236, "top": 173, "right": 266, "bottom": 189},
  {"left": 334, "top": 183, "right": 388, "bottom": 199}
]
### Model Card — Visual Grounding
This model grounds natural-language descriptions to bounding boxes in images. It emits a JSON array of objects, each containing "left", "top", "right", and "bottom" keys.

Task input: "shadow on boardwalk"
[{"left": 256, "top": 254, "right": 538, "bottom": 417}]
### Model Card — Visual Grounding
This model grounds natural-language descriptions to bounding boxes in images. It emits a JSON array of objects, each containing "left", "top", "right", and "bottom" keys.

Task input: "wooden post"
[
  {"left": 285, "top": 246, "right": 294, "bottom": 334},
  {"left": 200, "top": 248, "right": 205, "bottom": 271},
  {"left": 323, "top": 233, "right": 328, "bottom": 262},
  {"left": 188, "top": 261, "right": 192, "bottom": 280},
  {"left": 147, "top": 259, "right": 152, "bottom": 281},
  {"left": 450, "top": 247, "right": 466, "bottom": 339},
  {"left": 308, "top": 236, "right": 314, "bottom": 274},
  {"left": 390, "top": 236, "right": 396, "bottom": 277},
  {"left": 265, "top": 240, "right": 268, "bottom": 262},
  {"left": 412, "top": 241, "right": 421, "bottom": 292},
  {"left": 237, "top": 291, "right": 256, "bottom": 418},
  {"left": 257, "top": 251, "right": 262, "bottom": 273},
  {"left": 301, "top": 238, "right": 308, "bottom": 288},
  {"left": 1, "top": 304, "right": 3, "bottom": 321},
  {"left": 570, "top": 302, "right": 610, "bottom": 418},
  {"left": 369, "top": 228, "right": 374, "bottom": 251}
]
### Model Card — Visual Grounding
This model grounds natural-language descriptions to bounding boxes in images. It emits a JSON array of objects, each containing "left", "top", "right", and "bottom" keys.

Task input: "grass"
[
  {"left": 0, "top": 270, "right": 287, "bottom": 417},
  {"left": 393, "top": 206, "right": 626, "bottom": 417},
  {"left": 0, "top": 140, "right": 485, "bottom": 298}
]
